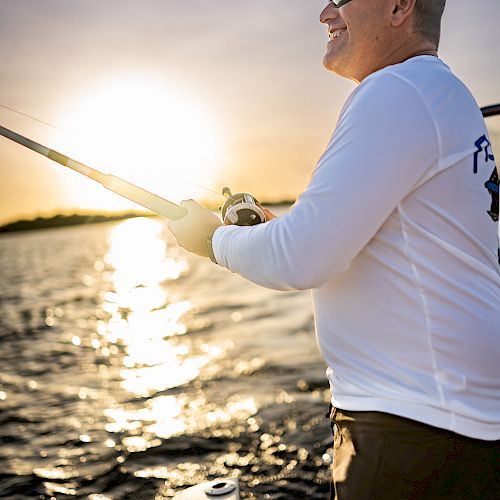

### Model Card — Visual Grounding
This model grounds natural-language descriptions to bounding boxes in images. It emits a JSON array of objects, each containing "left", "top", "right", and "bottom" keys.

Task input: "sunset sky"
[{"left": 1, "top": 0, "right": 499, "bottom": 224}]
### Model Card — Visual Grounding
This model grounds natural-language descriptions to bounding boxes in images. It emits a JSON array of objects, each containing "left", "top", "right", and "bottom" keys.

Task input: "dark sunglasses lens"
[{"left": 330, "top": 0, "right": 349, "bottom": 6}]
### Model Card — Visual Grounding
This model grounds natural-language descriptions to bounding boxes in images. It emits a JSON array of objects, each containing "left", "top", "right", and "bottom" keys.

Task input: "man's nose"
[{"left": 320, "top": 3, "right": 340, "bottom": 24}]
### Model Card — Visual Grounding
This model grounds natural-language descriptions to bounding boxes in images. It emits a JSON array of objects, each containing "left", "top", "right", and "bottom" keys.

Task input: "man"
[{"left": 169, "top": 0, "right": 500, "bottom": 498}]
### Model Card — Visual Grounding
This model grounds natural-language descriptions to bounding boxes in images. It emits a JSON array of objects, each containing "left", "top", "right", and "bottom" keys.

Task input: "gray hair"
[{"left": 413, "top": 0, "right": 447, "bottom": 48}]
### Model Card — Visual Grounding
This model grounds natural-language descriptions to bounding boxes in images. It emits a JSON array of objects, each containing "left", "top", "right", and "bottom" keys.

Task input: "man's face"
[{"left": 320, "top": 0, "right": 396, "bottom": 82}]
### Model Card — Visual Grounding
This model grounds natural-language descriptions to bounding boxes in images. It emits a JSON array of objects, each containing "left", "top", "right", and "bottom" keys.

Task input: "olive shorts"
[{"left": 327, "top": 406, "right": 500, "bottom": 500}]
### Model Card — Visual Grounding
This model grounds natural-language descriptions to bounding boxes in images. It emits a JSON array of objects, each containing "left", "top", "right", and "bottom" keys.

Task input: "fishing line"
[
  {"left": 0, "top": 102, "right": 224, "bottom": 200},
  {"left": 0, "top": 103, "right": 69, "bottom": 133}
]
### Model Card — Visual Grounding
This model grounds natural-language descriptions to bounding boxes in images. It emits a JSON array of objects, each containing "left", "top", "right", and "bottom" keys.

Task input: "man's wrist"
[{"left": 206, "top": 227, "right": 219, "bottom": 264}]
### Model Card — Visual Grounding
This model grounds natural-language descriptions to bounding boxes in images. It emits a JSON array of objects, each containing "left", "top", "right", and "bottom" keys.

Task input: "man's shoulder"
[
  {"left": 344, "top": 61, "right": 433, "bottom": 118},
  {"left": 347, "top": 56, "right": 474, "bottom": 119},
  {"left": 360, "top": 57, "right": 451, "bottom": 95}
]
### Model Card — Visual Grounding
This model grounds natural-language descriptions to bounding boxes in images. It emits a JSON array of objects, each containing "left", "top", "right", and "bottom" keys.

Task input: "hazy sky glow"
[{"left": 1, "top": 0, "right": 499, "bottom": 224}]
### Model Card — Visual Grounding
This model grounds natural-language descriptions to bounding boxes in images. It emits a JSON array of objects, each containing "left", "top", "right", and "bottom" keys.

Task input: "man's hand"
[
  {"left": 260, "top": 206, "right": 277, "bottom": 222},
  {"left": 168, "top": 200, "right": 222, "bottom": 258}
]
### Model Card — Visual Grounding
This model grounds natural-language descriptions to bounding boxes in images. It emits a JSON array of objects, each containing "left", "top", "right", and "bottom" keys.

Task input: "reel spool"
[{"left": 221, "top": 187, "right": 266, "bottom": 226}]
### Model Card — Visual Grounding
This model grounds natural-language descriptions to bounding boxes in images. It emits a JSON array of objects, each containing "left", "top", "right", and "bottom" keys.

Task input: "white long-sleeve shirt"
[{"left": 213, "top": 56, "right": 500, "bottom": 440}]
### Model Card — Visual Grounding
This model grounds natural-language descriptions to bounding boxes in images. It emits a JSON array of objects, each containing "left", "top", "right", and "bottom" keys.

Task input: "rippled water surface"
[{"left": 0, "top": 217, "right": 332, "bottom": 499}]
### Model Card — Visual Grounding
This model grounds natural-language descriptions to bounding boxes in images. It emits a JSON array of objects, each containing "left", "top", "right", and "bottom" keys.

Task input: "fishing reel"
[{"left": 221, "top": 187, "right": 266, "bottom": 226}]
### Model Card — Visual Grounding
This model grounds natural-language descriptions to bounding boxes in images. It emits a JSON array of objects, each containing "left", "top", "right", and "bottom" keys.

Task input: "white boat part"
[{"left": 174, "top": 478, "right": 240, "bottom": 500}]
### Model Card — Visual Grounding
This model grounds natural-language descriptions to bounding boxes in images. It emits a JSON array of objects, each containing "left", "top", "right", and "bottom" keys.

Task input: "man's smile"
[{"left": 329, "top": 28, "right": 348, "bottom": 40}]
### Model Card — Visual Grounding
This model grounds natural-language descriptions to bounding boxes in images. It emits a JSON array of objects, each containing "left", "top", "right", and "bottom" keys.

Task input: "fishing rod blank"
[
  {"left": 481, "top": 103, "right": 500, "bottom": 118},
  {"left": 0, "top": 125, "right": 187, "bottom": 220}
]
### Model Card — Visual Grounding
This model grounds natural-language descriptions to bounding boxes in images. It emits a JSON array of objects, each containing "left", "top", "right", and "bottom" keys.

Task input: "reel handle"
[{"left": 221, "top": 187, "right": 266, "bottom": 226}]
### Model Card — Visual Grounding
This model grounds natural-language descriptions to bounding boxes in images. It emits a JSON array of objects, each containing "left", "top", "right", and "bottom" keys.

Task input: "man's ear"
[{"left": 391, "top": 0, "right": 417, "bottom": 27}]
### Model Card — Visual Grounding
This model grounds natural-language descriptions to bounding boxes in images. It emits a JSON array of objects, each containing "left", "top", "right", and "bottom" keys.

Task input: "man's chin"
[
  {"left": 323, "top": 53, "right": 333, "bottom": 69},
  {"left": 323, "top": 55, "right": 357, "bottom": 81},
  {"left": 323, "top": 55, "right": 342, "bottom": 74}
]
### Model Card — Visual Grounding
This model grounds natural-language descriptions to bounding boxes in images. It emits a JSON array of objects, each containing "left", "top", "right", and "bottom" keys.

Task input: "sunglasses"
[{"left": 329, "top": 0, "right": 353, "bottom": 7}]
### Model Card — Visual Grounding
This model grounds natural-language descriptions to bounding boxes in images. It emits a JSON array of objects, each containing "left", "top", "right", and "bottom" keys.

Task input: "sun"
[{"left": 57, "top": 75, "right": 224, "bottom": 211}]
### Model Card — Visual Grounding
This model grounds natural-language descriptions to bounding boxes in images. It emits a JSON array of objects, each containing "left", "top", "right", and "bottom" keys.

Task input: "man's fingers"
[
  {"left": 261, "top": 207, "right": 277, "bottom": 221},
  {"left": 180, "top": 199, "right": 197, "bottom": 208}
]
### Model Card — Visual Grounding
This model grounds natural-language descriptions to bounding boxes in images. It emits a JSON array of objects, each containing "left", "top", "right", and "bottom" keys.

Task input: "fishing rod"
[
  {"left": 0, "top": 124, "right": 266, "bottom": 225},
  {"left": 0, "top": 125, "right": 187, "bottom": 220}
]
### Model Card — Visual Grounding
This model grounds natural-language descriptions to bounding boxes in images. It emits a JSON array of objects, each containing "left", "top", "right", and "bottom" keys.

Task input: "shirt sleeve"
[{"left": 213, "top": 72, "right": 440, "bottom": 291}]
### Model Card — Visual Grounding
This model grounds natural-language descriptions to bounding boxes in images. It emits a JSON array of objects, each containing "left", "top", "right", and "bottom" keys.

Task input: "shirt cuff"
[{"left": 211, "top": 225, "right": 241, "bottom": 269}]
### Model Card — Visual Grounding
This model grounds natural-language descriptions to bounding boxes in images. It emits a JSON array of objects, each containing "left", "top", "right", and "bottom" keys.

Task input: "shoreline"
[{"left": 0, "top": 212, "right": 147, "bottom": 234}]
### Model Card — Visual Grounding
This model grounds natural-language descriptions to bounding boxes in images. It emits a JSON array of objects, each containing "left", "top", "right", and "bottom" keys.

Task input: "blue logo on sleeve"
[
  {"left": 473, "top": 135, "right": 498, "bottom": 222},
  {"left": 473, "top": 135, "right": 495, "bottom": 174}
]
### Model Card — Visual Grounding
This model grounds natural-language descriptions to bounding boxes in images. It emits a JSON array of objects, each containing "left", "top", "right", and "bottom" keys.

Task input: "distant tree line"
[{"left": 0, "top": 212, "right": 145, "bottom": 234}]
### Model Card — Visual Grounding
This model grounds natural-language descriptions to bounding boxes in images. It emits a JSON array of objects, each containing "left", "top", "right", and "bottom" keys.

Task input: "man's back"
[{"left": 315, "top": 56, "right": 500, "bottom": 440}]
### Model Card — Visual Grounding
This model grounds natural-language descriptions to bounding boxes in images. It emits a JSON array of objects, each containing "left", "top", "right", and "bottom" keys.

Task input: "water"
[{"left": 0, "top": 217, "right": 332, "bottom": 499}]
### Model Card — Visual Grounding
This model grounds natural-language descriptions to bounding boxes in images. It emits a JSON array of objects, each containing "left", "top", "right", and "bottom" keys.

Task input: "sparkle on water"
[{"left": 98, "top": 218, "right": 256, "bottom": 451}]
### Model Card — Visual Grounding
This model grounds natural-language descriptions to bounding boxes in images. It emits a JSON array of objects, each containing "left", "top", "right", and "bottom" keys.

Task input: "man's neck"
[
  {"left": 355, "top": 40, "right": 438, "bottom": 83},
  {"left": 383, "top": 35, "right": 439, "bottom": 67},
  {"left": 402, "top": 49, "right": 438, "bottom": 62}
]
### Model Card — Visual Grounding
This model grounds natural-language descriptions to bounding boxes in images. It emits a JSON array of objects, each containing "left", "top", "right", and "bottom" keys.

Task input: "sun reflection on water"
[
  {"left": 99, "top": 218, "right": 203, "bottom": 395},
  {"left": 98, "top": 217, "right": 250, "bottom": 450},
  {"left": 105, "top": 217, "right": 187, "bottom": 289}
]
